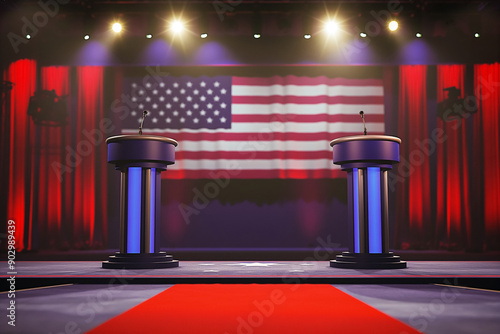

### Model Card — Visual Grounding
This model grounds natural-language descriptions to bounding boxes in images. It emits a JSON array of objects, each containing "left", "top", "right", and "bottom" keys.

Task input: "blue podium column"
[
  {"left": 330, "top": 135, "right": 406, "bottom": 269},
  {"left": 102, "top": 135, "right": 179, "bottom": 269}
]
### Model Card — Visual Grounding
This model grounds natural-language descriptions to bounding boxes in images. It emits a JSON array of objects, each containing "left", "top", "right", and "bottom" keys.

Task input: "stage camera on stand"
[
  {"left": 437, "top": 86, "right": 477, "bottom": 121},
  {"left": 27, "top": 89, "right": 68, "bottom": 126}
]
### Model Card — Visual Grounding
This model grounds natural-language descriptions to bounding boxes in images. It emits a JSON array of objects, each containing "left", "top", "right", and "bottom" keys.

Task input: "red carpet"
[{"left": 87, "top": 284, "right": 421, "bottom": 334}]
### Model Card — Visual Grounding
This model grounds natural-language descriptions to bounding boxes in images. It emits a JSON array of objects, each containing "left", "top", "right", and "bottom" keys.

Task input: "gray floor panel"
[
  {"left": 334, "top": 284, "right": 500, "bottom": 334},
  {"left": 0, "top": 284, "right": 172, "bottom": 334}
]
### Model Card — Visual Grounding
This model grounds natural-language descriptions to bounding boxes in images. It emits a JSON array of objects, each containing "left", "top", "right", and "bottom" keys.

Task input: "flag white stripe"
[
  {"left": 232, "top": 85, "right": 383, "bottom": 97},
  {"left": 231, "top": 104, "right": 384, "bottom": 115},
  {"left": 170, "top": 159, "right": 339, "bottom": 170}
]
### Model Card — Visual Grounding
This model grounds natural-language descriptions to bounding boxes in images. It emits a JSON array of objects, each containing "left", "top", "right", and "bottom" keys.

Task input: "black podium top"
[
  {"left": 106, "top": 135, "right": 178, "bottom": 146},
  {"left": 106, "top": 135, "right": 178, "bottom": 170},
  {"left": 329, "top": 135, "right": 401, "bottom": 169}
]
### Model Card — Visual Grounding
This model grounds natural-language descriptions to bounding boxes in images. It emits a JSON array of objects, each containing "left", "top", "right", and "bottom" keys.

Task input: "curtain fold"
[
  {"left": 36, "top": 66, "right": 71, "bottom": 249},
  {"left": 396, "top": 65, "right": 432, "bottom": 249},
  {"left": 5, "top": 59, "right": 37, "bottom": 251},
  {"left": 73, "top": 66, "right": 107, "bottom": 248},
  {"left": 474, "top": 63, "right": 500, "bottom": 250},
  {"left": 435, "top": 64, "right": 471, "bottom": 249}
]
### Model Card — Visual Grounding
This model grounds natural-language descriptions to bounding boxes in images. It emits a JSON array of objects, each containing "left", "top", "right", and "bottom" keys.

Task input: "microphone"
[
  {"left": 139, "top": 110, "right": 149, "bottom": 135},
  {"left": 359, "top": 111, "right": 367, "bottom": 135}
]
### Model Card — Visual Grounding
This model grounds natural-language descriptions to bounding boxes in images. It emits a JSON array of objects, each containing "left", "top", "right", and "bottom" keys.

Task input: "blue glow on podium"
[
  {"left": 127, "top": 167, "right": 142, "bottom": 253},
  {"left": 149, "top": 168, "right": 156, "bottom": 253},
  {"left": 367, "top": 167, "right": 382, "bottom": 253},
  {"left": 352, "top": 168, "right": 360, "bottom": 253}
]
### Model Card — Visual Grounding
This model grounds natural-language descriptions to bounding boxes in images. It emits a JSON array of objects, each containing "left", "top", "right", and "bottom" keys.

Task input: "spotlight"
[
  {"left": 112, "top": 22, "right": 122, "bottom": 33},
  {"left": 359, "top": 32, "right": 367, "bottom": 38},
  {"left": 253, "top": 33, "right": 261, "bottom": 39},
  {"left": 416, "top": 32, "right": 422, "bottom": 38},
  {"left": 388, "top": 20, "right": 398, "bottom": 31},
  {"left": 26, "top": 34, "right": 31, "bottom": 39},
  {"left": 304, "top": 34, "right": 311, "bottom": 39},
  {"left": 474, "top": 32, "right": 480, "bottom": 38},
  {"left": 170, "top": 19, "right": 185, "bottom": 34},
  {"left": 146, "top": 34, "right": 153, "bottom": 39},
  {"left": 324, "top": 20, "right": 339, "bottom": 34},
  {"left": 84, "top": 34, "right": 90, "bottom": 40},
  {"left": 200, "top": 33, "right": 208, "bottom": 39}
]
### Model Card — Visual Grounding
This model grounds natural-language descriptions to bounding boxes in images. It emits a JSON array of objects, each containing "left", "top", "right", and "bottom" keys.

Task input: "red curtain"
[
  {"left": 435, "top": 65, "right": 471, "bottom": 249},
  {"left": 34, "top": 66, "right": 108, "bottom": 249},
  {"left": 3, "top": 63, "right": 108, "bottom": 251},
  {"left": 5, "top": 59, "right": 37, "bottom": 251},
  {"left": 396, "top": 63, "right": 500, "bottom": 251},
  {"left": 474, "top": 63, "right": 500, "bottom": 250},
  {"left": 396, "top": 65, "right": 432, "bottom": 249}
]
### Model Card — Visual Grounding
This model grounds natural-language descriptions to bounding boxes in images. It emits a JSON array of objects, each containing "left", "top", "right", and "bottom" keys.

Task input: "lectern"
[
  {"left": 330, "top": 135, "right": 406, "bottom": 269},
  {"left": 102, "top": 135, "right": 179, "bottom": 269}
]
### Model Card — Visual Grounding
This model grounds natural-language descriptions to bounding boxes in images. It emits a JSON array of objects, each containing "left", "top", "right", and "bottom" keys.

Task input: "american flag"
[{"left": 121, "top": 75, "right": 385, "bottom": 179}]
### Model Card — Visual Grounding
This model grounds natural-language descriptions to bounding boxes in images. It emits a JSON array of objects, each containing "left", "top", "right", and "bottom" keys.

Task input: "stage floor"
[{"left": 2, "top": 260, "right": 499, "bottom": 288}]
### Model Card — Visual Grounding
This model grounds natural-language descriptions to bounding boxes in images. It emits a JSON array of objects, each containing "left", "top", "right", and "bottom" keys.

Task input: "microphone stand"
[
  {"left": 139, "top": 111, "right": 148, "bottom": 135},
  {"left": 359, "top": 111, "right": 367, "bottom": 135},
  {"left": 359, "top": 110, "right": 366, "bottom": 136}
]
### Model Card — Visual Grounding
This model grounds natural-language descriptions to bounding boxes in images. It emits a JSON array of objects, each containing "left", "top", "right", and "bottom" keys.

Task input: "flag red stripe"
[
  {"left": 233, "top": 76, "right": 384, "bottom": 86},
  {"left": 232, "top": 114, "right": 385, "bottom": 123},
  {"left": 232, "top": 95, "right": 384, "bottom": 105},
  {"left": 163, "top": 169, "right": 344, "bottom": 179},
  {"left": 176, "top": 151, "right": 332, "bottom": 160}
]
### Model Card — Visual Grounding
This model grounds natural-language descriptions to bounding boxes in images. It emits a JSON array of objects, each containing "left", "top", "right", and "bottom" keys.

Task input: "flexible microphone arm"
[
  {"left": 139, "top": 110, "right": 148, "bottom": 135},
  {"left": 359, "top": 111, "right": 367, "bottom": 135}
]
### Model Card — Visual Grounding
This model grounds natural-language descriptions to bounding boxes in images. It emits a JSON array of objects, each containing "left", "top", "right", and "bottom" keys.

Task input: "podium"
[
  {"left": 102, "top": 135, "right": 179, "bottom": 269},
  {"left": 329, "top": 135, "right": 406, "bottom": 269}
]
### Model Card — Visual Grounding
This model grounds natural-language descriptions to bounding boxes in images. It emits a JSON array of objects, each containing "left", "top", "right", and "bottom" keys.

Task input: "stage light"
[
  {"left": 416, "top": 32, "right": 422, "bottom": 38},
  {"left": 170, "top": 19, "right": 185, "bottom": 34},
  {"left": 474, "top": 32, "right": 480, "bottom": 38},
  {"left": 146, "top": 34, "right": 153, "bottom": 39},
  {"left": 302, "top": 12, "right": 312, "bottom": 40},
  {"left": 252, "top": 10, "right": 262, "bottom": 40},
  {"left": 388, "top": 20, "right": 398, "bottom": 31},
  {"left": 112, "top": 22, "right": 122, "bottom": 33},
  {"left": 84, "top": 34, "right": 90, "bottom": 40},
  {"left": 360, "top": 32, "right": 367, "bottom": 38},
  {"left": 199, "top": 11, "right": 209, "bottom": 40},
  {"left": 26, "top": 34, "right": 31, "bottom": 39},
  {"left": 324, "top": 19, "right": 339, "bottom": 34}
]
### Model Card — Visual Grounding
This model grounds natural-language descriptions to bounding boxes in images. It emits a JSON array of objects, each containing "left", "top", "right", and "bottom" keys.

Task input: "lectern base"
[
  {"left": 330, "top": 252, "right": 407, "bottom": 269},
  {"left": 102, "top": 252, "right": 179, "bottom": 269}
]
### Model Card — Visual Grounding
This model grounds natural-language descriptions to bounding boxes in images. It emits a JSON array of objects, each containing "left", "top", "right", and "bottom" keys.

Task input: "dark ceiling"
[{"left": 1, "top": 0, "right": 499, "bottom": 65}]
